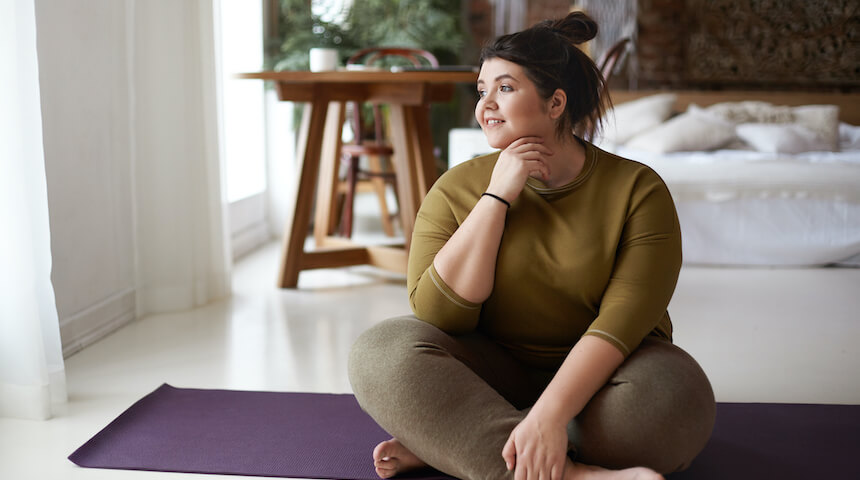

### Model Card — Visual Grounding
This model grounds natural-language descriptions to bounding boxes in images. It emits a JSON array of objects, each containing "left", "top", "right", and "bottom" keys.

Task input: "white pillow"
[
  {"left": 792, "top": 105, "right": 839, "bottom": 151},
  {"left": 736, "top": 123, "right": 832, "bottom": 154},
  {"left": 705, "top": 101, "right": 794, "bottom": 124},
  {"left": 839, "top": 122, "right": 860, "bottom": 150},
  {"left": 625, "top": 105, "right": 736, "bottom": 153},
  {"left": 598, "top": 94, "right": 677, "bottom": 146},
  {"left": 704, "top": 102, "right": 840, "bottom": 151}
]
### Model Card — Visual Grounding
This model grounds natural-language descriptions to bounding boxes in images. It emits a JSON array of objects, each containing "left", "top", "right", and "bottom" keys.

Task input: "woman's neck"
[{"left": 539, "top": 135, "right": 587, "bottom": 188}]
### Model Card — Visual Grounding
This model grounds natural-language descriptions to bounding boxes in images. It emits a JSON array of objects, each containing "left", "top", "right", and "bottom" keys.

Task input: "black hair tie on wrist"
[{"left": 481, "top": 192, "right": 511, "bottom": 208}]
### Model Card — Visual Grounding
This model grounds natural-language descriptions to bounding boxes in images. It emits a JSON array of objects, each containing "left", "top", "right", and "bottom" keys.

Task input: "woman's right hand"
[{"left": 486, "top": 136, "right": 554, "bottom": 204}]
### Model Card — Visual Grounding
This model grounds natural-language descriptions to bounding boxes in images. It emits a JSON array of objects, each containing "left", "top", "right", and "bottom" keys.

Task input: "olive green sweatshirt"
[{"left": 407, "top": 140, "right": 681, "bottom": 369}]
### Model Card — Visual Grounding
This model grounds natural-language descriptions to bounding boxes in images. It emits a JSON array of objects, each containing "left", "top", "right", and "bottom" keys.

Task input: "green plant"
[
  {"left": 342, "top": 0, "right": 464, "bottom": 64},
  {"left": 268, "top": 0, "right": 465, "bottom": 71},
  {"left": 268, "top": 0, "right": 354, "bottom": 70}
]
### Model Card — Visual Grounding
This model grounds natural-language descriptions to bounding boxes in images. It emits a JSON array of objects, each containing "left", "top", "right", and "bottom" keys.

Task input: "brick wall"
[
  {"left": 465, "top": 0, "right": 859, "bottom": 91},
  {"left": 636, "top": 0, "right": 685, "bottom": 88},
  {"left": 635, "top": 0, "right": 859, "bottom": 91}
]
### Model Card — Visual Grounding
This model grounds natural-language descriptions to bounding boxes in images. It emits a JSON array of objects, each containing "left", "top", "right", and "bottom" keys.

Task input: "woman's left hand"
[{"left": 502, "top": 409, "right": 569, "bottom": 480}]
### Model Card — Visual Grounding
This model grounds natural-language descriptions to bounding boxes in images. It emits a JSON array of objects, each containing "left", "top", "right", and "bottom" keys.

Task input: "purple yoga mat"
[
  {"left": 70, "top": 384, "right": 860, "bottom": 479},
  {"left": 667, "top": 402, "right": 860, "bottom": 479},
  {"left": 69, "top": 384, "right": 453, "bottom": 479}
]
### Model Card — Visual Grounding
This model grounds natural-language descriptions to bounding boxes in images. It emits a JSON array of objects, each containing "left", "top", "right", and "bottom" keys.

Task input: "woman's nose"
[{"left": 482, "top": 94, "right": 497, "bottom": 109}]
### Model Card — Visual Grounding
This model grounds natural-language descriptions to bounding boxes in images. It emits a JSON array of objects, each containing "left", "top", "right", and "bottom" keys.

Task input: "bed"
[
  {"left": 449, "top": 90, "right": 860, "bottom": 267},
  {"left": 599, "top": 90, "right": 860, "bottom": 267}
]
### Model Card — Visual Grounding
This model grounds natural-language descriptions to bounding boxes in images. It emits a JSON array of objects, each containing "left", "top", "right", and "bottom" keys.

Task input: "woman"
[{"left": 349, "top": 11, "right": 715, "bottom": 480}]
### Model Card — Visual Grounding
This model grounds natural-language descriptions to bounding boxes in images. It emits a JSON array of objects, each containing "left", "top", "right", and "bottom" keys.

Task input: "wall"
[
  {"left": 636, "top": 0, "right": 859, "bottom": 91},
  {"left": 466, "top": 0, "right": 858, "bottom": 92}
]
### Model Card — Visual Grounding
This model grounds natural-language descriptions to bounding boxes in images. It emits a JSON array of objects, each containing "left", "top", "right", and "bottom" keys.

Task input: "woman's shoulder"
[
  {"left": 417, "top": 151, "right": 500, "bottom": 218},
  {"left": 589, "top": 142, "right": 667, "bottom": 187},
  {"left": 433, "top": 151, "right": 500, "bottom": 193}
]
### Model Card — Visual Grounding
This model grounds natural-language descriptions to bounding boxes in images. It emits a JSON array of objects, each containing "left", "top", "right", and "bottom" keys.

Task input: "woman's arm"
[
  {"left": 533, "top": 335, "right": 624, "bottom": 427},
  {"left": 502, "top": 170, "right": 682, "bottom": 479},
  {"left": 433, "top": 137, "right": 552, "bottom": 303},
  {"left": 431, "top": 195, "right": 507, "bottom": 303}
]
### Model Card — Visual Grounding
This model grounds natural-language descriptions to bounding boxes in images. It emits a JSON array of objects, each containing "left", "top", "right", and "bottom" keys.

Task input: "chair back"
[
  {"left": 347, "top": 47, "right": 439, "bottom": 68},
  {"left": 345, "top": 48, "right": 439, "bottom": 143},
  {"left": 581, "top": 38, "right": 632, "bottom": 142},
  {"left": 597, "top": 38, "right": 631, "bottom": 83}
]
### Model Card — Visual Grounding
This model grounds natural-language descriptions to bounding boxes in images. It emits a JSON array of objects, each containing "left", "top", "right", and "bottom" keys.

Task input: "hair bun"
[{"left": 547, "top": 11, "right": 598, "bottom": 45}]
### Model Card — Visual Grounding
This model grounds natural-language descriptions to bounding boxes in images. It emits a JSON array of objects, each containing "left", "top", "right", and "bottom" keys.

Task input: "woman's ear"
[{"left": 548, "top": 88, "right": 567, "bottom": 120}]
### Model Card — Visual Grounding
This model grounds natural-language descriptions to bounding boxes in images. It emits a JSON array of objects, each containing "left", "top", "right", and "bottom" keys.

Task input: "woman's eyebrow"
[{"left": 476, "top": 73, "right": 517, "bottom": 86}]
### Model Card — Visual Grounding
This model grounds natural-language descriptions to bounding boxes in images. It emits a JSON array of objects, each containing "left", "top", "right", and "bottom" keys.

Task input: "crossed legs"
[{"left": 348, "top": 317, "right": 715, "bottom": 480}]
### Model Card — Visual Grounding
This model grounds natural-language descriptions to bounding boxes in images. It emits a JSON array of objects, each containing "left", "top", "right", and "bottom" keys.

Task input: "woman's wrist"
[
  {"left": 481, "top": 191, "right": 511, "bottom": 208},
  {"left": 530, "top": 395, "right": 576, "bottom": 427}
]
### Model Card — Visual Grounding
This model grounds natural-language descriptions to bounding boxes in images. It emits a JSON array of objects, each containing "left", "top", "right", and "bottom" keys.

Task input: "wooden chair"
[
  {"left": 598, "top": 37, "right": 631, "bottom": 89},
  {"left": 587, "top": 38, "right": 631, "bottom": 141},
  {"left": 337, "top": 47, "right": 439, "bottom": 238}
]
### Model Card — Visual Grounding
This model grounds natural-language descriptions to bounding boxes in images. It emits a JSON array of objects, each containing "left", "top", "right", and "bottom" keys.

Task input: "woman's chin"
[{"left": 486, "top": 138, "right": 511, "bottom": 150}]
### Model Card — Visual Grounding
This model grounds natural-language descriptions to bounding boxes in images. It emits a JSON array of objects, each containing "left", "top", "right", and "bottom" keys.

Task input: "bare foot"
[
  {"left": 372, "top": 438, "right": 428, "bottom": 479},
  {"left": 566, "top": 459, "right": 664, "bottom": 480}
]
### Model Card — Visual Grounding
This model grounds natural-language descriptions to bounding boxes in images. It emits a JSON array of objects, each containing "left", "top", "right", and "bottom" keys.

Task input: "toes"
[
  {"left": 376, "top": 466, "right": 396, "bottom": 479},
  {"left": 374, "top": 457, "right": 396, "bottom": 468},
  {"left": 373, "top": 439, "right": 397, "bottom": 460},
  {"left": 372, "top": 441, "right": 390, "bottom": 462}
]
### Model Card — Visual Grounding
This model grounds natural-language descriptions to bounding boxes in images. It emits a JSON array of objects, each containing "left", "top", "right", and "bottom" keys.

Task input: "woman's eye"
[
  {"left": 477, "top": 89, "right": 487, "bottom": 99},
  {"left": 500, "top": 85, "right": 513, "bottom": 92}
]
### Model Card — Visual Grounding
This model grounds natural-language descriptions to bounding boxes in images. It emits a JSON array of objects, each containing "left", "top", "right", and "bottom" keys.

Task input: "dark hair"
[{"left": 479, "top": 11, "right": 609, "bottom": 141}]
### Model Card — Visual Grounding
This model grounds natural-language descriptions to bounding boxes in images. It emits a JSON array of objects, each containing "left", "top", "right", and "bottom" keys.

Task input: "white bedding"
[{"left": 615, "top": 145, "right": 860, "bottom": 267}]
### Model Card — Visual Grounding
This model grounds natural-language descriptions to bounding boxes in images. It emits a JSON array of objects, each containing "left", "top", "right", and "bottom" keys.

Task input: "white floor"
[{"left": 2, "top": 234, "right": 859, "bottom": 479}]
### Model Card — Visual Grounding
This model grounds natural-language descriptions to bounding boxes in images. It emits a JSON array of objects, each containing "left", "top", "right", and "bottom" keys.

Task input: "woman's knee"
[
  {"left": 347, "top": 316, "right": 445, "bottom": 399},
  {"left": 571, "top": 338, "right": 716, "bottom": 473}
]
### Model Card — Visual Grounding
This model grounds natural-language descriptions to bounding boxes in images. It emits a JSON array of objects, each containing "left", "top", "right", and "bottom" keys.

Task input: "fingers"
[
  {"left": 499, "top": 150, "right": 551, "bottom": 177},
  {"left": 502, "top": 139, "right": 553, "bottom": 179},
  {"left": 507, "top": 141, "right": 554, "bottom": 158},
  {"left": 552, "top": 462, "right": 563, "bottom": 480},
  {"left": 525, "top": 159, "right": 551, "bottom": 181},
  {"left": 507, "top": 136, "right": 549, "bottom": 150},
  {"left": 488, "top": 136, "right": 554, "bottom": 202},
  {"left": 502, "top": 433, "right": 516, "bottom": 471}
]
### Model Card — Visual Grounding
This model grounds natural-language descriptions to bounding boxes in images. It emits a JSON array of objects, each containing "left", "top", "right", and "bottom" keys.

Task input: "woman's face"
[{"left": 475, "top": 58, "right": 555, "bottom": 149}]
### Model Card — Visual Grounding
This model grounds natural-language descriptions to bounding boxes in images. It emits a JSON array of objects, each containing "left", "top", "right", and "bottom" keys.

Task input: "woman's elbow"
[{"left": 408, "top": 303, "right": 478, "bottom": 335}]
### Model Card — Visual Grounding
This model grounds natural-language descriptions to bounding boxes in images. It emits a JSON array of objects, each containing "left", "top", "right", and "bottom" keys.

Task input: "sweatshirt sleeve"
[
  {"left": 583, "top": 170, "right": 682, "bottom": 357},
  {"left": 406, "top": 183, "right": 482, "bottom": 334}
]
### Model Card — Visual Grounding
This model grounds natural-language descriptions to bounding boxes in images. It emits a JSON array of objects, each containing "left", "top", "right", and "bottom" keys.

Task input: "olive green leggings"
[{"left": 348, "top": 316, "right": 715, "bottom": 480}]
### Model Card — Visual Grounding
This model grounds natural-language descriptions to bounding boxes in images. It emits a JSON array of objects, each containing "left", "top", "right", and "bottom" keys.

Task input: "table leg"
[
  {"left": 313, "top": 101, "right": 346, "bottom": 246},
  {"left": 388, "top": 104, "right": 441, "bottom": 248},
  {"left": 407, "top": 104, "right": 440, "bottom": 198},
  {"left": 387, "top": 105, "right": 420, "bottom": 247},
  {"left": 277, "top": 99, "right": 328, "bottom": 288}
]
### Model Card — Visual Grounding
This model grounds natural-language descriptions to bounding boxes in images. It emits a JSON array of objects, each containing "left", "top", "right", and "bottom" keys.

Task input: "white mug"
[{"left": 309, "top": 48, "right": 338, "bottom": 72}]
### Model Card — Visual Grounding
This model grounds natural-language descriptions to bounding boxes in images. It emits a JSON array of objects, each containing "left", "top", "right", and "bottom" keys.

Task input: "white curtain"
[
  {"left": 131, "top": 0, "right": 231, "bottom": 316},
  {"left": 0, "top": 0, "right": 68, "bottom": 420}
]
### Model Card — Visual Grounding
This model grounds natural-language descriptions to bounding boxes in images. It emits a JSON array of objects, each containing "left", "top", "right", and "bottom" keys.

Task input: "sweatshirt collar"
[{"left": 525, "top": 140, "right": 597, "bottom": 200}]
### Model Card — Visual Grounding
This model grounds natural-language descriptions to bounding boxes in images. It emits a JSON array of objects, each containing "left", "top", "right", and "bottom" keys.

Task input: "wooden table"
[{"left": 238, "top": 70, "right": 478, "bottom": 287}]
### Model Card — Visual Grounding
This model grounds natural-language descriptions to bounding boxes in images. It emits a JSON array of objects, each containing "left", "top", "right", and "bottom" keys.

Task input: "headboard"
[{"left": 608, "top": 90, "right": 860, "bottom": 125}]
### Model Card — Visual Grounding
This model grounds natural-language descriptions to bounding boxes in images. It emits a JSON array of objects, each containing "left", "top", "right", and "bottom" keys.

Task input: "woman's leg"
[
  {"left": 348, "top": 316, "right": 543, "bottom": 480},
  {"left": 567, "top": 337, "right": 716, "bottom": 474}
]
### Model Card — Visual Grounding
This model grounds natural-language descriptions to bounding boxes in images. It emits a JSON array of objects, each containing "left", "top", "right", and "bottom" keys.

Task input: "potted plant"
[{"left": 268, "top": 0, "right": 464, "bottom": 71}]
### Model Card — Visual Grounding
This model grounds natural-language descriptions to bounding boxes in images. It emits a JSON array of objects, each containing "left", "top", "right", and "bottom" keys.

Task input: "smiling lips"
[{"left": 485, "top": 118, "right": 505, "bottom": 126}]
